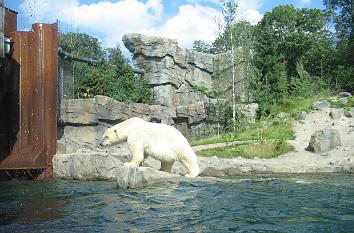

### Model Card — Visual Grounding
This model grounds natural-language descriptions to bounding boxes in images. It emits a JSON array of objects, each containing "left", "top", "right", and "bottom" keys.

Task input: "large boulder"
[
  {"left": 339, "top": 92, "right": 352, "bottom": 98},
  {"left": 176, "top": 101, "right": 206, "bottom": 125},
  {"left": 312, "top": 100, "right": 330, "bottom": 110},
  {"left": 329, "top": 108, "right": 344, "bottom": 120},
  {"left": 116, "top": 167, "right": 181, "bottom": 189},
  {"left": 307, "top": 129, "right": 342, "bottom": 153},
  {"left": 53, "top": 152, "right": 125, "bottom": 180},
  {"left": 235, "top": 103, "right": 259, "bottom": 124}
]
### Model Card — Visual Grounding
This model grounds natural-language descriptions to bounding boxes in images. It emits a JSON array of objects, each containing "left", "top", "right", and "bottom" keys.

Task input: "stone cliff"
[{"left": 122, "top": 33, "right": 216, "bottom": 107}]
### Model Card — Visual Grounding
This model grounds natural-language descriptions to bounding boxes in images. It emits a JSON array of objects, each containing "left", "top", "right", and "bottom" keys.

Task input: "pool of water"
[{"left": 1, "top": 175, "right": 354, "bottom": 232}]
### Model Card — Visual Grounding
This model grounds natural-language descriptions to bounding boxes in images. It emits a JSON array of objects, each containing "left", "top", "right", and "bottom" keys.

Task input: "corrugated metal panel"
[{"left": 0, "top": 23, "right": 57, "bottom": 178}]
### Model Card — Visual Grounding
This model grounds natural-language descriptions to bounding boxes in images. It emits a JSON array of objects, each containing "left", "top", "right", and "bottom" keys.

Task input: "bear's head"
[{"left": 100, "top": 127, "right": 122, "bottom": 147}]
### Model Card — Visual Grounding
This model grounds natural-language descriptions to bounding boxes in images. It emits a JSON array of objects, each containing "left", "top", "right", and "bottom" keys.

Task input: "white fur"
[{"left": 100, "top": 117, "right": 200, "bottom": 177}]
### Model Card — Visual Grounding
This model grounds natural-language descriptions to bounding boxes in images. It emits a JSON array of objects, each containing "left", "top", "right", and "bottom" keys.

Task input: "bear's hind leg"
[{"left": 160, "top": 161, "right": 174, "bottom": 173}]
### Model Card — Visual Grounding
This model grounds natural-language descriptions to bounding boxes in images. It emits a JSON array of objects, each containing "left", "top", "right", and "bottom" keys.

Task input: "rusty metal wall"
[
  {"left": 0, "top": 0, "right": 4, "bottom": 58},
  {"left": 4, "top": 8, "right": 17, "bottom": 37},
  {"left": 0, "top": 23, "right": 57, "bottom": 177}
]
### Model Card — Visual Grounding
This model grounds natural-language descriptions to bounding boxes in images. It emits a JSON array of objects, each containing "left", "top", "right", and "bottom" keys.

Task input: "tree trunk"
[{"left": 231, "top": 32, "right": 236, "bottom": 131}]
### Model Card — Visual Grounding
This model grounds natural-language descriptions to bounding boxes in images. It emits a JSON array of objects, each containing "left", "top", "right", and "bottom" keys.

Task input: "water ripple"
[{"left": 0, "top": 175, "right": 354, "bottom": 232}]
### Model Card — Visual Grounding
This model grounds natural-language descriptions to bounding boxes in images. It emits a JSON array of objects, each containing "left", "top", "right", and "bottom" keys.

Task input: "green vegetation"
[
  {"left": 197, "top": 140, "right": 294, "bottom": 159},
  {"left": 191, "top": 84, "right": 212, "bottom": 97},
  {"left": 59, "top": 33, "right": 153, "bottom": 104},
  {"left": 329, "top": 96, "right": 354, "bottom": 111},
  {"left": 193, "top": 2, "right": 353, "bottom": 116},
  {"left": 191, "top": 121, "right": 295, "bottom": 146}
]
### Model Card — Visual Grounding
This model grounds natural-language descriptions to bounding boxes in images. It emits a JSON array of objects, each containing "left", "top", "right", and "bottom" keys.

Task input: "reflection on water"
[{"left": 1, "top": 175, "right": 354, "bottom": 232}]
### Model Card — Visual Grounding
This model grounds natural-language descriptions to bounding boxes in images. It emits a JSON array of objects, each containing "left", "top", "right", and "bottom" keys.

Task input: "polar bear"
[{"left": 100, "top": 117, "right": 200, "bottom": 177}]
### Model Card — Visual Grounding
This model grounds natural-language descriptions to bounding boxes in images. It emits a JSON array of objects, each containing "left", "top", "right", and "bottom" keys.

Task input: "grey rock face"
[
  {"left": 312, "top": 100, "right": 330, "bottom": 110},
  {"left": 235, "top": 103, "right": 259, "bottom": 124},
  {"left": 58, "top": 96, "right": 175, "bottom": 154},
  {"left": 176, "top": 101, "right": 206, "bottom": 125},
  {"left": 116, "top": 167, "right": 181, "bottom": 189},
  {"left": 122, "top": 33, "right": 216, "bottom": 107},
  {"left": 308, "top": 129, "right": 342, "bottom": 153},
  {"left": 329, "top": 108, "right": 344, "bottom": 120},
  {"left": 122, "top": 33, "right": 248, "bottom": 108},
  {"left": 53, "top": 152, "right": 124, "bottom": 180}
]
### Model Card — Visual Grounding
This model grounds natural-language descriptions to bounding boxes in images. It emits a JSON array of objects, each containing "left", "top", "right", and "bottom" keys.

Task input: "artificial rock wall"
[
  {"left": 123, "top": 33, "right": 248, "bottom": 107},
  {"left": 123, "top": 33, "right": 214, "bottom": 107},
  {"left": 57, "top": 34, "right": 256, "bottom": 154}
]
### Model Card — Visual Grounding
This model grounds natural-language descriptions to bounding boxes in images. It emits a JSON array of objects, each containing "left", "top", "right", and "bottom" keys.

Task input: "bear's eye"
[
  {"left": 114, "top": 129, "right": 117, "bottom": 133},
  {"left": 105, "top": 136, "right": 108, "bottom": 139}
]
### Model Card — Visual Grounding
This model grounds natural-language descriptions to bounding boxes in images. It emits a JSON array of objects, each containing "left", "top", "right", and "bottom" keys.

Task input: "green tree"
[
  {"left": 254, "top": 5, "right": 334, "bottom": 77},
  {"left": 192, "top": 40, "right": 215, "bottom": 53},
  {"left": 213, "top": 20, "right": 254, "bottom": 52},
  {"left": 215, "top": 0, "right": 239, "bottom": 131},
  {"left": 106, "top": 46, "right": 152, "bottom": 103},
  {"left": 58, "top": 33, "right": 152, "bottom": 103},
  {"left": 251, "top": 4, "right": 335, "bottom": 111},
  {"left": 324, "top": 0, "right": 354, "bottom": 91}
]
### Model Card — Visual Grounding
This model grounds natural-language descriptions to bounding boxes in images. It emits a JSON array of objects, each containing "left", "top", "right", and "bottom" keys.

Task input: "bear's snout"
[{"left": 100, "top": 140, "right": 107, "bottom": 147}]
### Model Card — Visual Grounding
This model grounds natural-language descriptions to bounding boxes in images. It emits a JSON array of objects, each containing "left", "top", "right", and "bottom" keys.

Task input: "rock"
[
  {"left": 122, "top": 33, "right": 178, "bottom": 58},
  {"left": 329, "top": 108, "right": 344, "bottom": 120},
  {"left": 307, "top": 129, "right": 342, "bottom": 153},
  {"left": 312, "top": 100, "right": 330, "bottom": 110},
  {"left": 152, "top": 85, "right": 176, "bottom": 107},
  {"left": 345, "top": 107, "right": 354, "bottom": 118},
  {"left": 116, "top": 166, "right": 181, "bottom": 189},
  {"left": 53, "top": 152, "right": 124, "bottom": 180},
  {"left": 295, "top": 111, "right": 307, "bottom": 120},
  {"left": 235, "top": 103, "right": 259, "bottom": 124},
  {"left": 59, "top": 98, "right": 98, "bottom": 125},
  {"left": 176, "top": 101, "right": 206, "bottom": 125},
  {"left": 58, "top": 96, "right": 176, "bottom": 153},
  {"left": 339, "top": 92, "right": 352, "bottom": 98},
  {"left": 122, "top": 33, "right": 247, "bottom": 119}
]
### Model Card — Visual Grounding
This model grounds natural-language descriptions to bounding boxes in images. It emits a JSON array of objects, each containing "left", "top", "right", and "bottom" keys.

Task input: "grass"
[
  {"left": 191, "top": 134, "right": 231, "bottom": 146},
  {"left": 191, "top": 96, "right": 332, "bottom": 158},
  {"left": 191, "top": 122, "right": 295, "bottom": 146},
  {"left": 234, "top": 123, "right": 295, "bottom": 141},
  {"left": 197, "top": 140, "right": 294, "bottom": 159},
  {"left": 277, "top": 97, "right": 316, "bottom": 114}
]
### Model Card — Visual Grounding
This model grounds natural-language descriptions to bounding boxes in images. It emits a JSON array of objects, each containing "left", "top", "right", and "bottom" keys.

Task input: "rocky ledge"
[{"left": 53, "top": 101, "right": 354, "bottom": 188}]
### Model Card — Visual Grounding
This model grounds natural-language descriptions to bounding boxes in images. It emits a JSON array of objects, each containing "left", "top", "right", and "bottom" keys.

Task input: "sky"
[{"left": 4, "top": 0, "right": 325, "bottom": 55}]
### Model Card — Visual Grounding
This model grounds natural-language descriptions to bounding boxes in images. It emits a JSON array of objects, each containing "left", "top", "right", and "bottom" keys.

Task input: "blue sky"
[{"left": 4, "top": 0, "right": 325, "bottom": 53}]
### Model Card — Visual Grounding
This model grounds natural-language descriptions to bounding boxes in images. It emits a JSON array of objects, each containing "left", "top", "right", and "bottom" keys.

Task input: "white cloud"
[
  {"left": 150, "top": 4, "right": 220, "bottom": 48},
  {"left": 236, "top": 0, "right": 263, "bottom": 24},
  {"left": 299, "top": 0, "right": 312, "bottom": 7},
  {"left": 18, "top": 0, "right": 262, "bottom": 51}
]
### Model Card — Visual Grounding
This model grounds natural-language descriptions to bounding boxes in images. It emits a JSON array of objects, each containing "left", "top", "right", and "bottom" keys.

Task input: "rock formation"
[
  {"left": 57, "top": 34, "right": 258, "bottom": 158},
  {"left": 57, "top": 95, "right": 258, "bottom": 154},
  {"left": 307, "top": 129, "right": 342, "bottom": 153}
]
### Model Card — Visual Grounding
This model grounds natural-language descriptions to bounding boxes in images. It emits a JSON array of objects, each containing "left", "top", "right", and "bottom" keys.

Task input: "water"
[{"left": 1, "top": 175, "right": 354, "bottom": 233}]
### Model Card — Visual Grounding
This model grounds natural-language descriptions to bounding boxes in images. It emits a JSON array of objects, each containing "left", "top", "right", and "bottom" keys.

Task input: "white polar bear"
[{"left": 100, "top": 117, "right": 200, "bottom": 178}]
